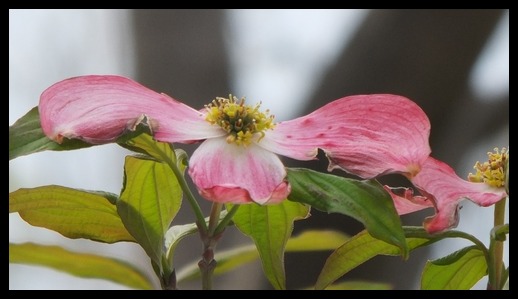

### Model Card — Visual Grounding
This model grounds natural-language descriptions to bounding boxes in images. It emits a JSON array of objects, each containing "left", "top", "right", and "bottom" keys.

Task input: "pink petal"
[
  {"left": 260, "top": 94, "right": 430, "bottom": 179},
  {"left": 188, "top": 137, "right": 290, "bottom": 204},
  {"left": 384, "top": 186, "right": 433, "bottom": 215},
  {"left": 39, "top": 75, "right": 225, "bottom": 144},
  {"left": 397, "top": 157, "right": 507, "bottom": 234}
]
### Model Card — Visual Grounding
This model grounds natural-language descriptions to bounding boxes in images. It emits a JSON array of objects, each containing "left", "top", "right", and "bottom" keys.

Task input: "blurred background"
[{"left": 9, "top": 9, "right": 508, "bottom": 290}]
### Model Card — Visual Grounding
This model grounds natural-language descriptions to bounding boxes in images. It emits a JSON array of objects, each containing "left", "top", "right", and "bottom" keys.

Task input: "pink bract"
[
  {"left": 386, "top": 157, "right": 507, "bottom": 234},
  {"left": 39, "top": 75, "right": 431, "bottom": 204}
]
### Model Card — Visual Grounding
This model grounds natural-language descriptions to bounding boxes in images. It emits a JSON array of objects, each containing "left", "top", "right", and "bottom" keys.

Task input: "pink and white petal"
[
  {"left": 412, "top": 157, "right": 507, "bottom": 233},
  {"left": 198, "top": 183, "right": 290, "bottom": 205},
  {"left": 198, "top": 187, "right": 254, "bottom": 204},
  {"left": 259, "top": 94, "right": 431, "bottom": 179},
  {"left": 188, "top": 137, "right": 290, "bottom": 204},
  {"left": 39, "top": 75, "right": 225, "bottom": 144},
  {"left": 383, "top": 186, "right": 433, "bottom": 215}
]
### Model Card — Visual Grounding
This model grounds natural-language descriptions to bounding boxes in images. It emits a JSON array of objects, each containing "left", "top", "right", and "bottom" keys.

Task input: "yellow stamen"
[
  {"left": 205, "top": 95, "right": 275, "bottom": 146},
  {"left": 468, "top": 147, "right": 508, "bottom": 188}
]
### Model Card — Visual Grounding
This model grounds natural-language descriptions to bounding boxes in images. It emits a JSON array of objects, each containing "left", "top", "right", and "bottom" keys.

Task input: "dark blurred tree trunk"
[
  {"left": 286, "top": 9, "right": 505, "bottom": 290},
  {"left": 133, "top": 9, "right": 230, "bottom": 107}
]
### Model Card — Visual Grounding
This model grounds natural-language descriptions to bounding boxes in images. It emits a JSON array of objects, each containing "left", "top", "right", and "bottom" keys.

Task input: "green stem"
[
  {"left": 162, "top": 269, "right": 177, "bottom": 290},
  {"left": 172, "top": 165, "right": 208, "bottom": 232},
  {"left": 199, "top": 258, "right": 216, "bottom": 290},
  {"left": 488, "top": 198, "right": 507, "bottom": 290},
  {"left": 404, "top": 226, "right": 490, "bottom": 261},
  {"left": 198, "top": 224, "right": 221, "bottom": 290},
  {"left": 214, "top": 205, "right": 240, "bottom": 235},
  {"left": 199, "top": 204, "right": 240, "bottom": 289},
  {"left": 142, "top": 138, "right": 208, "bottom": 232},
  {"left": 208, "top": 203, "right": 223, "bottom": 236}
]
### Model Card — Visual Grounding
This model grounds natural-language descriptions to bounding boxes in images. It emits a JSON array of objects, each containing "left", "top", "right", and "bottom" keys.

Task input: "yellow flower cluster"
[
  {"left": 205, "top": 95, "right": 275, "bottom": 146},
  {"left": 468, "top": 147, "right": 509, "bottom": 188}
]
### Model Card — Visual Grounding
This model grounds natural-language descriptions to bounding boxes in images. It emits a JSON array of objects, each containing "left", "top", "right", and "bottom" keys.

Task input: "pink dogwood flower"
[
  {"left": 39, "top": 75, "right": 431, "bottom": 204},
  {"left": 386, "top": 149, "right": 508, "bottom": 233}
]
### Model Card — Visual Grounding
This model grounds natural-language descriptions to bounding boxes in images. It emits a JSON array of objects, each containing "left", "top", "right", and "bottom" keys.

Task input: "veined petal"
[
  {"left": 397, "top": 157, "right": 507, "bottom": 234},
  {"left": 39, "top": 75, "right": 225, "bottom": 144},
  {"left": 188, "top": 137, "right": 290, "bottom": 204},
  {"left": 260, "top": 94, "right": 431, "bottom": 179},
  {"left": 384, "top": 186, "right": 433, "bottom": 215}
]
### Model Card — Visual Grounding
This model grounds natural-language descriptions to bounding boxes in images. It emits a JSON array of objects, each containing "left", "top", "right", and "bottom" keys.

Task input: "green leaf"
[
  {"left": 287, "top": 168, "right": 407, "bottom": 256},
  {"left": 9, "top": 243, "right": 153, "bottom": 290},
  {"left": 315, "top": 229, "right": 431, "bottom": 290},
  {"left": 9, "top": 186, "right": 134, "bottom": 243},
  {"left": 421, "top": 246, "right": 487, "bottom": 290},
  {"left": 176, "top": 230, "right": 349, "bottom": 283},
  {"left": 9, "top": 106, "right": 93, "bottom": 160},
  {"left": 285, "top": 230, "right": 350, "bottom": 252},
  {"left": 230, "top": 201, "right": 310, "bottom": 290},
  {"left": 117, "top": 155, "right": 182, "bottom": 266}
]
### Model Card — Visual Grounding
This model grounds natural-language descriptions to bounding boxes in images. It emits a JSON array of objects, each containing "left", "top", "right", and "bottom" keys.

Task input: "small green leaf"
[
  {"left": 176, "top": 230, "right": 349, "bottom": 283},
  {"left": 117, "top": 155, "right": 182, "bottom": 265},
  {"left": 9, "top": 243, "right": 153, "bottom": 289},
  {"left": 315, "top": 229, "right": 431, "bottom": 290},
  {"left": 164, "top": 223, "right": 199, "bottom": 256},
  {"left": 491, "top": 223, "right": 509, "bottom": 242},
  {"left": 9, "top": 107, "right": 93, "bottom": 160},
  {"left": 9, "top": 186, "right": 134, "bottom": 243},
  {"left": 287, "top": 168, "right": 407, "bottom": 256},
  {"left": 119, "top": 133, "right": 173, "bottom": 162},
  {"left": 230, "top": 201, "right": 310, "bottom": 290},
  {"left": 501, "top": 267, "right": 509, "bottom": 290},
  {"left": 421, "top": 246, "right": 487, "bottom": 290},
  {"left": 164, "top": 222, "right": 200, "bottom": 269}
]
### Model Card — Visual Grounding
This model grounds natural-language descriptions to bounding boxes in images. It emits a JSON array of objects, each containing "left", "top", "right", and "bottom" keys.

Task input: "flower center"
[
  {"left": 468, "top": 147, "right": 508, "bottom": 188},
  {"left": 205, "top": 95, "right": 275, "bottom": 146}
]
